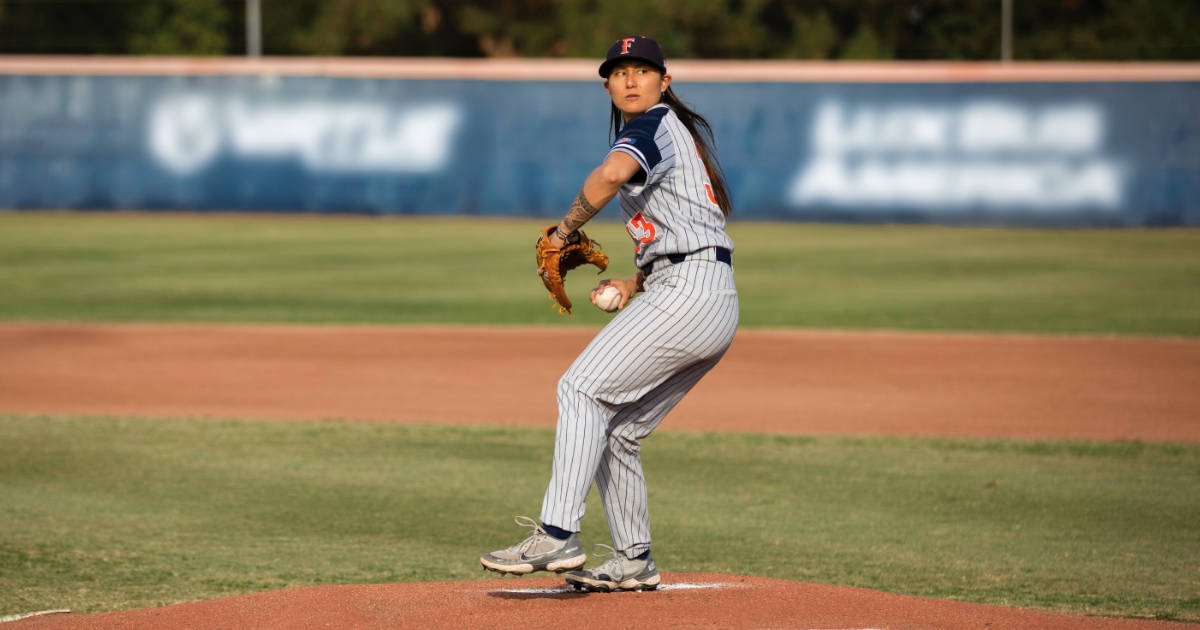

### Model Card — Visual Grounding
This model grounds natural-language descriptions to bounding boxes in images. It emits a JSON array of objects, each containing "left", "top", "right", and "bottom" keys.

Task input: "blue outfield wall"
[{"left": 0, "top": 70, "right": 1198, "bottom": 225}]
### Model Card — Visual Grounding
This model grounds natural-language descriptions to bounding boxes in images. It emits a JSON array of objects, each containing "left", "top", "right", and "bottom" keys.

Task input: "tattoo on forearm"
[{"left": 561, "top": 188, "right": 601, "bottom": 233}]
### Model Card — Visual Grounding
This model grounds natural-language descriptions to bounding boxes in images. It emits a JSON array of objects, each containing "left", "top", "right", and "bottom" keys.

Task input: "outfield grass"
[
  {"left": 1, "top": 212, "right": 1198, "bottom": 335},
  {"left": 1, "top": 415, "right": 1197, "bottom": 621}
]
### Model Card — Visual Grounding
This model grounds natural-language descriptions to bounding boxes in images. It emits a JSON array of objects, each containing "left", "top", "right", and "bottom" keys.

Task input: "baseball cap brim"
[{"left": 599, "top": 56, "right": 667, "bottom": 78}]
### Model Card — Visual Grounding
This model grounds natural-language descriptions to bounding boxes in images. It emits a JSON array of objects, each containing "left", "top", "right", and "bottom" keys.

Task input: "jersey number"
[
  {"left": 696, "top": 147, "right": 719, "bottom": 206},
  {"left": 626, "top": 212, "right": 657, "bottom": 254}
]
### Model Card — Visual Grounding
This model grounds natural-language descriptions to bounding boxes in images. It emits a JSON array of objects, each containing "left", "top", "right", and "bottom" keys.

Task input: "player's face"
[{"left": 605, "top": 62, "right": 671, "bottom": 120}]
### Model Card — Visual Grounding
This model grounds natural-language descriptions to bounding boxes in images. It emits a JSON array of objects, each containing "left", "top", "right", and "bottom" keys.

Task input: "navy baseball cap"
[{"left": 599, "top": 36, "right": 667, "bottom": 78}]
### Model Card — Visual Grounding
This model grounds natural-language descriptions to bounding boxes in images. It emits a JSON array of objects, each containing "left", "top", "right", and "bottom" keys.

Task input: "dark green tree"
[
  {"left": 0, "top": 0, "right": 1195, "bottom": 60},
  {"left": 127, "top": 0, "right": 230, "bottom": 55}
]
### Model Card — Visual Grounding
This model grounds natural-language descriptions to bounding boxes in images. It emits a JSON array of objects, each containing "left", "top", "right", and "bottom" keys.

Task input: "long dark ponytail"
[{"left": 610, "top": 87, "right": 733, "bottom": 217}]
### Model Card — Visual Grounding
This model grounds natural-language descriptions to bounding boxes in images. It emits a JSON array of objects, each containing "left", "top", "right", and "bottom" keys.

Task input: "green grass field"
[
  {"left": 1, "top": 212, "right": 1198, "bottom": 335},
  {"left": 1, "top": 415, "right": 1197, "bottom": 621},
  {"left": 2, "top": 212, "right": 1198, "bottom": 622}
]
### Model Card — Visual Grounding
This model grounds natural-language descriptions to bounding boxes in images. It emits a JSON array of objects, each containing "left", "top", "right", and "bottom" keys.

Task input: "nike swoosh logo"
[{"left": 525, "top": 545, "right": 580, "bottom": 559}]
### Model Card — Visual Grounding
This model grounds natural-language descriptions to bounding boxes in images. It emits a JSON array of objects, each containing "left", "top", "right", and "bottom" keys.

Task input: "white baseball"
[{"left": 595, "top": 285, "right": 622, "bottom": 312}]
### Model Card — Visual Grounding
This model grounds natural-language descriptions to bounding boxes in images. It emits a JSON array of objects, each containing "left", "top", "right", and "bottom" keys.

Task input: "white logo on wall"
[
  {"left": 148, "top": 93, "right": 463, "bottom": 175},
  {"left": 789, "top": 100, "right": 1126, "bottom": 211}
]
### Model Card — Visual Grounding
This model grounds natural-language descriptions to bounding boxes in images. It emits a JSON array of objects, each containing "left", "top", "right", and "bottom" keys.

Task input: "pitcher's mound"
[{"left": 9, "top": 573, "right": 1191, "bottom": 630}]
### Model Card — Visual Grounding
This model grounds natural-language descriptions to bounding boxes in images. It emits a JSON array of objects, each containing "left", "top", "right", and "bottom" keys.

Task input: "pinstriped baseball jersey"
[
  {"left": 608, "top": 103, "right": 735, "bottom": 268},
  {"left": 536, "top": 99, "right": 739, "bottom": 562}
]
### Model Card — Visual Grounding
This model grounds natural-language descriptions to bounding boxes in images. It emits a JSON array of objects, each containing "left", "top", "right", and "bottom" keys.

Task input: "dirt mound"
[
  {"left": 2, "top": 323, "right": 1198, "bottom": 441},
  {"left": 9, "top": 573, "right": 1191, "bottom": 630}
]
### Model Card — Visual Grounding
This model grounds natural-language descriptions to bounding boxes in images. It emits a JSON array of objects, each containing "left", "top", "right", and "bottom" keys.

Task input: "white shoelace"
[
  {"left": 507, "top": 516, "right": 551, "bottom": 554},
  {"left": 588, "top": 543, "right": 631, "bottom": 582}
]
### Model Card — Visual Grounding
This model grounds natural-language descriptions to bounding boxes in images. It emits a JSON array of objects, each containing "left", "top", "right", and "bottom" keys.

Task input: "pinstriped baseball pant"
[{"left": 541, "top": 252, "right": 739, "bottom": 559}]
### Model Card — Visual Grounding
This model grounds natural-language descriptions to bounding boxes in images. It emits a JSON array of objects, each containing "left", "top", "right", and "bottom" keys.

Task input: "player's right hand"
[{"left": 591, "top": 277, "right": 636, "bottom": 311}]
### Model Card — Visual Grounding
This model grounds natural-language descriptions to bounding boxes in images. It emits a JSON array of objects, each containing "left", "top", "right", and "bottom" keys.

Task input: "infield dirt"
[
  {"left": 9, "top": 574, "right": 1196, "bottom": 630},
  {"left": 1, "top": 323, "right": 1197, "bottom": 441},
  {"left": 4, "top": 323, "right": 1199, "bottom": 629}
]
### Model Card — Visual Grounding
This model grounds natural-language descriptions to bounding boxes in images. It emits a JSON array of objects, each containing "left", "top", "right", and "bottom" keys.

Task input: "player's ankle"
[{"left": 542, "top": 524, "right": 574, "bottom": 541}]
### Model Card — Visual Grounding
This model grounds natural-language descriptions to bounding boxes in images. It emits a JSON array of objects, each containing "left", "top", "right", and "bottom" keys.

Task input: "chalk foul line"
[{"left": 0, "top": 609, "right": 71, "bottom": 623}]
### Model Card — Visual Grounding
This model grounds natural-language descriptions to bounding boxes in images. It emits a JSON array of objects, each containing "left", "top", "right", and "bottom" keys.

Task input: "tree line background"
[{"left": 0, "top": 0, "right": 1195, "bottom": 60}]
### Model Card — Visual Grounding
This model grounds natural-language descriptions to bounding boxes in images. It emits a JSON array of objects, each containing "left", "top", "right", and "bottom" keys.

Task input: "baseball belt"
[{"left": 640, "top": 247, "right": 732, "bottom": 278}]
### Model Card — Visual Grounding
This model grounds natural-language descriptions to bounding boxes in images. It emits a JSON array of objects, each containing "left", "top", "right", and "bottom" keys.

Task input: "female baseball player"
[{"left": 480, "top": 36, "right": 738, "bottom": 592}]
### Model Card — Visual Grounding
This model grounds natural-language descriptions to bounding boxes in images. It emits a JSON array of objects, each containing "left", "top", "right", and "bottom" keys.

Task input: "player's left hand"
[{"left": 536, "top": 225, "right": 609, "bottom": 316}]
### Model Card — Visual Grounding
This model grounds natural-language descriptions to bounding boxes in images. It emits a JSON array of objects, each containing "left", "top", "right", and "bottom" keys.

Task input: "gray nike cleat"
[
  {"left": 565, "top": 544, "right": 661, "bottom": 592},
  {"left": 480, "top": 516, "right": 587, "bottom": 576}
]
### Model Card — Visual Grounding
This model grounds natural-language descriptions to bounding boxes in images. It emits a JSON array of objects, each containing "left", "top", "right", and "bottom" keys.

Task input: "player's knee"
[
  {"left": 557, "top": 373, "right": 596, "bottom": 402},
  {"left": 607, "top": 431, "right": 641, "bottom": 455},
  {"left": 556, "top": 374, "right": 577, "bottom": 397}
]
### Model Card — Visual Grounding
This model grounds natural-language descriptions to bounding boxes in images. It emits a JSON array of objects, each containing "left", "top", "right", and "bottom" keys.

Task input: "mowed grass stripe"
[
  {"left": 1, "top": 213, "right": 1197, "bottom": 335},
  {"left": 1, "top": 415, "right": 1197, "bottom": 620}
]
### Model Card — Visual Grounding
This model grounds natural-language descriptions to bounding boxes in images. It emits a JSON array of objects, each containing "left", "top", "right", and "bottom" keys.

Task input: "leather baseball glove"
[{"left": 535, "top": 225, "right": 610, "bottom": 316}]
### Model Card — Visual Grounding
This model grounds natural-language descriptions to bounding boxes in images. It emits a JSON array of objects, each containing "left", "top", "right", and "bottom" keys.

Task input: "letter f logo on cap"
[{"left": 621, "top": 37, "right": 636, "bottom": 54}]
